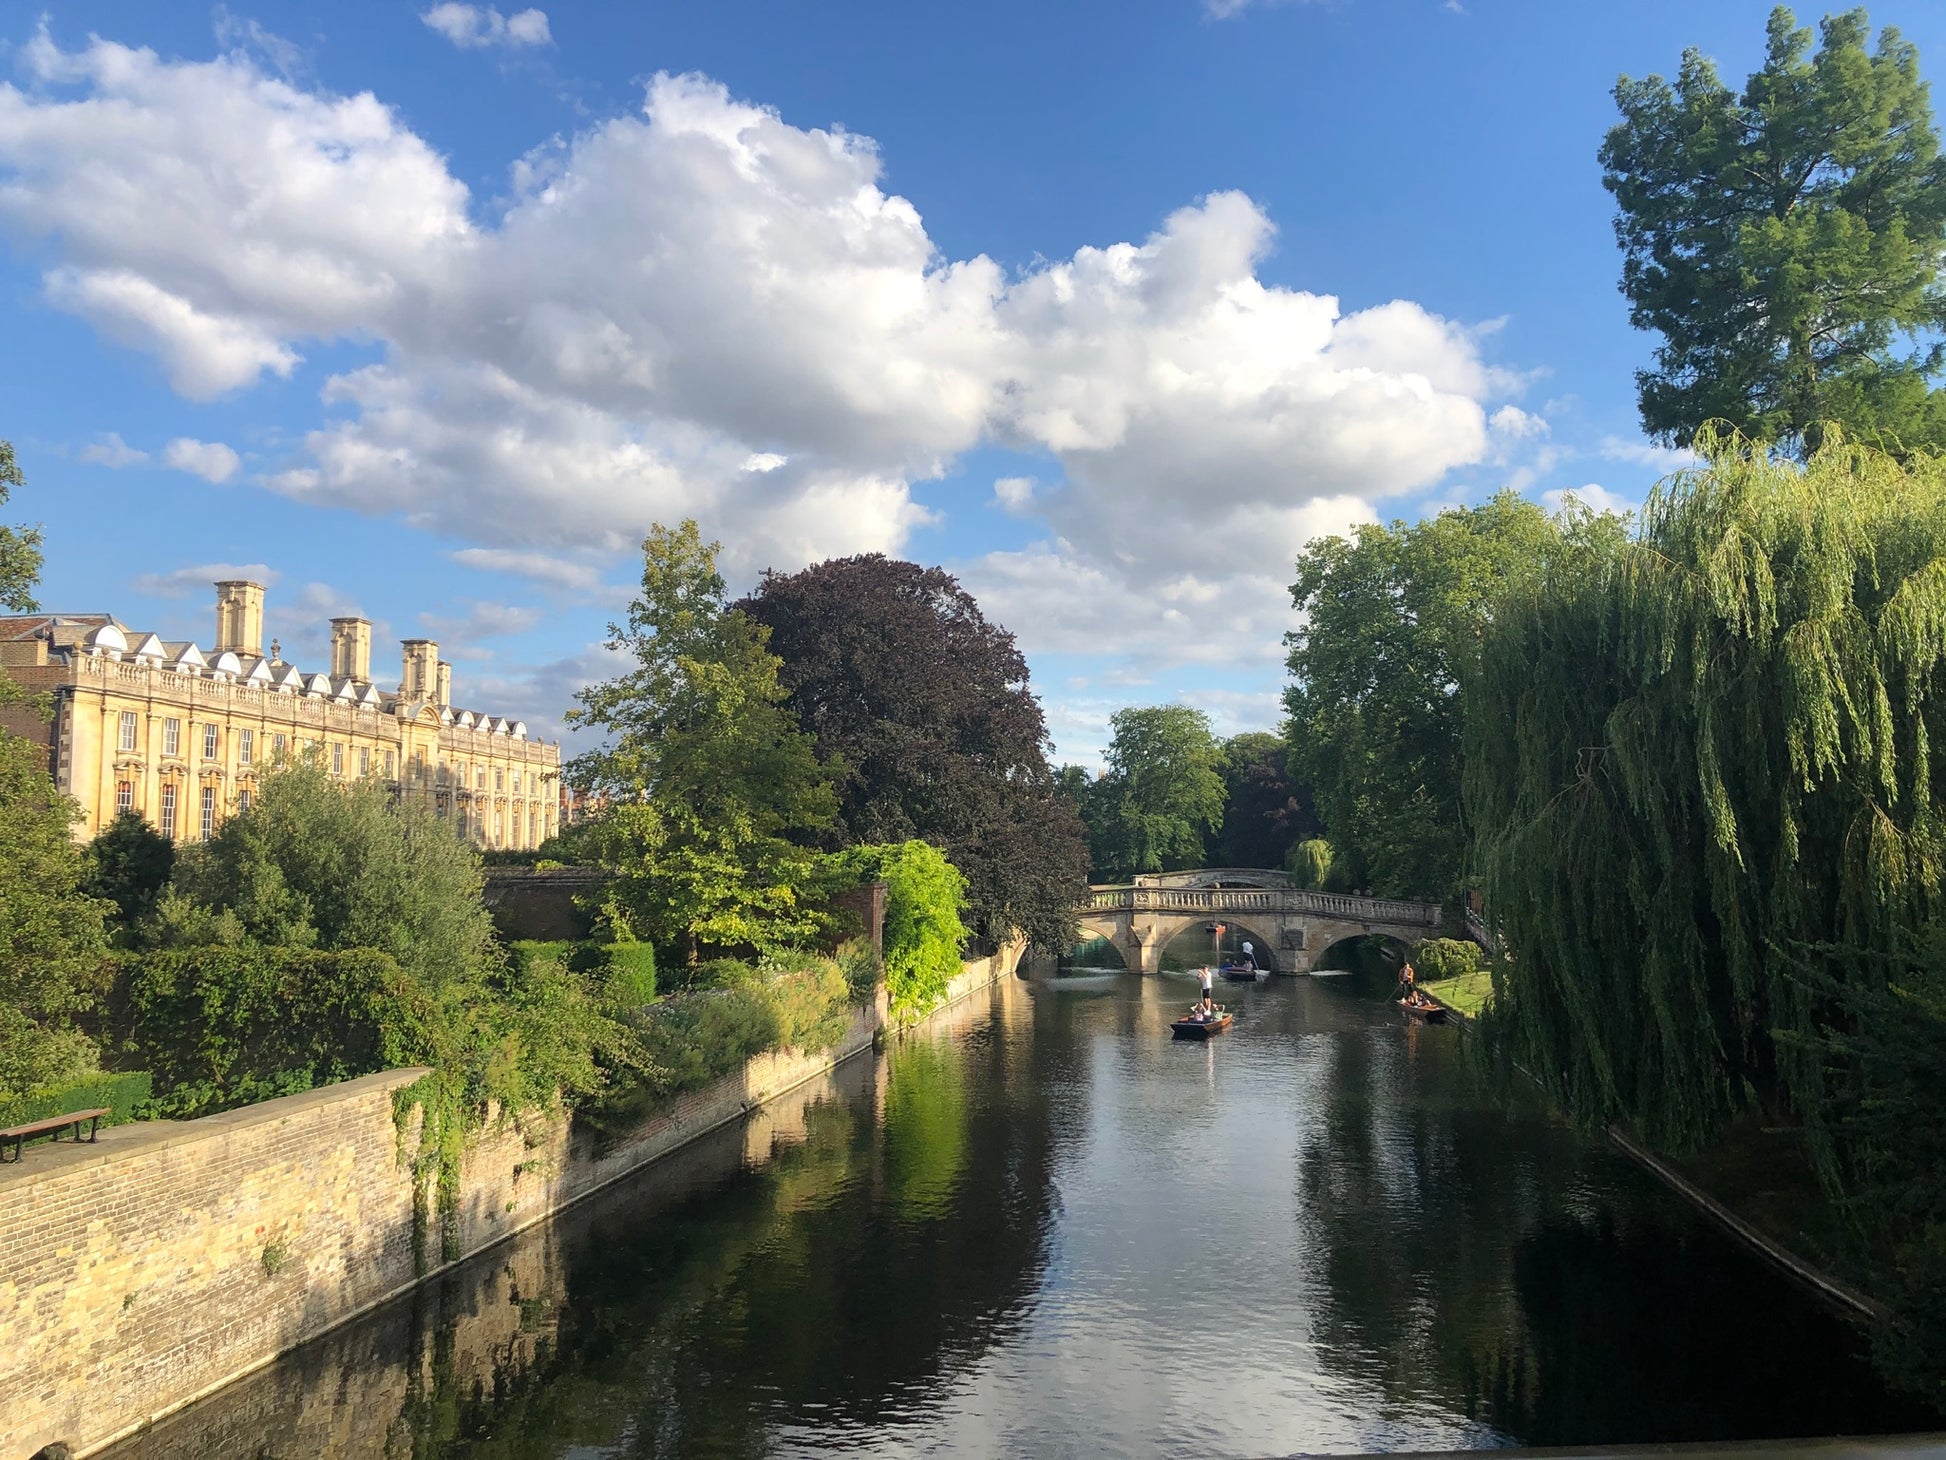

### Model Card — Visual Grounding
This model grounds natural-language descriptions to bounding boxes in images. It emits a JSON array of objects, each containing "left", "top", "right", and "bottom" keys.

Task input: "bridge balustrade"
[{"left": 1086, "top": 885, "right": 1438, "bottom": 926}]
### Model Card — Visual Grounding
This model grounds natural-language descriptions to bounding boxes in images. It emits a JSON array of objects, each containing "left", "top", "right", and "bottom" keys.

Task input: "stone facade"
[
  {"left": 0, "top": 580, "right": 562, "bottom": 849},
  {"left": 0, "top": 943, "right": 1026, "bottom": 1458}
]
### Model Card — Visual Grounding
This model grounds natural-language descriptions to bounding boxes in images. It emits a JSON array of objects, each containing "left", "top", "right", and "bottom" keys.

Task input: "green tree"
[
  {"left": 160, "top": 758, "right": 499, "bottom": 990},
  {"left": 1285, "top": 492, "right": 1618, "bottom": 901},
  {"left": 1465, "top": 434, "right": 1946, "bottom": 1152},
  {"left": 0, "top": 729, "right": 109, "bottom": 1096},
  {"left": 1602, "top": 7, "right": 1946, "bottom": 454},
  {"left": 84, "top": 809, "right": 176, "bottom": 937},
  {"left": 1088, "top": 706, "right": 1226, "bottom": 882},
  {"left": 740, "top": 555, "right": 1087, "bottom": 950},
  {"left": 1206, "top": 731, "right": 1316, "bottom": 869},
  {"left": 0, "top": 437, "right": 44, "bottom": 613},
  {"left": 572, "top": 521, "right": 837, "bottom": 957}
]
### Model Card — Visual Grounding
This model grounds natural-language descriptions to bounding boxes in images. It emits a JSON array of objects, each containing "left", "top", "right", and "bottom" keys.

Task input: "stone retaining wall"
[{"left": 1, "top": 942, "right": 1023, "bottom": 1459}]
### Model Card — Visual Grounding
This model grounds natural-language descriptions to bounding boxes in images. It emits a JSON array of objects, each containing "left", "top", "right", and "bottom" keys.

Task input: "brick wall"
[
  {"left": 0, "top": 942, "right": 1024, "bottom": 1459},
  {"left": 0, "top": 1070, "right": 429, "bottom": 1459}
]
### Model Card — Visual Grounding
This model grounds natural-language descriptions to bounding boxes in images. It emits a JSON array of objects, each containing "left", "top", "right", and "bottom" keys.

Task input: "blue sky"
[{"left": 6, "top": 1, "right": 1945, "bottom": 764}]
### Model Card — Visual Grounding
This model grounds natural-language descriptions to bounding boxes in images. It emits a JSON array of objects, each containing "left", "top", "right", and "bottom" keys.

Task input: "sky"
[{"left": 5, "top": 0, "right": 1945, "bottom": 765}]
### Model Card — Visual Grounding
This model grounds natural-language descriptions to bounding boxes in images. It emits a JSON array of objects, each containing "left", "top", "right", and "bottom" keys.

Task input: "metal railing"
[{"left": 1086, "top": 884, "right": 1439, "bottom": 926}]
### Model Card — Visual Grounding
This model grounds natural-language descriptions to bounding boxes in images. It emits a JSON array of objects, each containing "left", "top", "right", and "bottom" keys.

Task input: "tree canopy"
[
  {"left": 0, "top": 728, "right": 109, "bottom": 1097},
  {"left": 1286, "top": 492, "right": 1617, "bottom": 901},
  {"left": 1205, "top": 731, "right": 1316, "bottom": 869},
  {"left": 740, "top": 554, "right": 1086, "bottom": 950},
  {"left": 1078, "top": 705, "right": 1226, "bottom": 882},
  {"left": 1601, "top": 7, "right": 1946, "bottom": 454},
  {"left": 572, "top": 521, "right": 837, "bottom": 957},
  {"left": 0, "top": 437, "right": 43, "bottom": 613},
  {"left": 159, "top": 758, "right": 500, "bottom": 990},
  {"left": 1466, "top": 434, "right": 1946, "bottom": 1150}
]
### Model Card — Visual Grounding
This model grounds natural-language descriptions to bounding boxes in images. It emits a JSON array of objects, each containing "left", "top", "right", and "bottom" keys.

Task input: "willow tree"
[{"left": 1467, "top": 432, "right": 1946, "bottom": 1151}]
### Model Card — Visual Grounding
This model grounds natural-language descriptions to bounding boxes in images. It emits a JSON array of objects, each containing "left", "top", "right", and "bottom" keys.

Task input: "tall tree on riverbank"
[
  {"left": 1602, "top": 7, "right": 1946, "bottom": 454},
  {"left": 740, "top": 555, "right": 1086, "bottom": 950},
  {"left": 0, "top": 437, "right": 43, "bottom": 614},
  {"left": 1466, "top": 435, "right": 1946, "bottom": 1153},
  {"left": 572, "top": 521, "right": 836, "bottom": 956},
  {"left": 1205, "top": 732, "right": 1316, "bottom": 870},
  {"left": 1083, "top": 706, "right": 1226, "bottom": 882},
  {"left": 1285, "top": 493, "right": 1614, "bottom": 901}
]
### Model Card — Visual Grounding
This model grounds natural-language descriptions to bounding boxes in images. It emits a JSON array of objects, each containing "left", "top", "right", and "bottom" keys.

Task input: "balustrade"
[{"left": 1086, "top": 881, "right": 1439, "bottom": 926}]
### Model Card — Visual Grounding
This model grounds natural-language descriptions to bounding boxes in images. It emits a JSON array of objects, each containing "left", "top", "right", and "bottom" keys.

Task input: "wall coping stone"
[{"left": 0, "top": 1067, "right": 431, "bottom": 1196}]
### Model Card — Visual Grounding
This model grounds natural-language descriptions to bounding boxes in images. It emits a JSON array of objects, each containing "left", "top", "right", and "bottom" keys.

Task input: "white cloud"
[
  {"left": 79, "top": 431, "right": 147, "bottom": 467},
  {"left": 421, "top": 5, "right": 553, "bottom": 49},
  {"left": 163, "top": 436, "right": 240, "bottom": 482},
  {"left": 131, "top": 561, "right": 279, "bottom": 598},
  {"left": 1599, "top": 434, "right": 1698, "bottom": 472},
  {"left": 450, "top": 546, "right": 606, "bottom": 593},
  {"left": 419, "top": 599, "right": 543, "bottom": 655},
  {"left": 1542, "top": 482, "right": 1636, "bottom": 518},
  {"left": 0, "top": 38, "right": 1527, "bottom": 660},
  {"left": 993, "top": 475, "right": 1036, "bottom": 513}
]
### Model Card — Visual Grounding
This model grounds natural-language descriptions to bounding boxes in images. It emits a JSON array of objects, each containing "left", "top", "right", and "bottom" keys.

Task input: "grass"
[{"left": 1420, "top": 969, "right": 1493, "bottom": 1018}]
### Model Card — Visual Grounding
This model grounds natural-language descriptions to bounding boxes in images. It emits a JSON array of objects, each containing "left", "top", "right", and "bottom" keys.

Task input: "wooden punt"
[
  {"left": 1399, "top": 998, "right": 1448, "bottom": 1024},
  {"left": 1172, "top": 1012, "right": 1233, "bottom": 1039}
]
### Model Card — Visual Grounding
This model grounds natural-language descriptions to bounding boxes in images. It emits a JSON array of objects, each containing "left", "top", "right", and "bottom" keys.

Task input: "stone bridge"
[{"left": 1076, "top": 868, "right": 1441, "bottom": 975}]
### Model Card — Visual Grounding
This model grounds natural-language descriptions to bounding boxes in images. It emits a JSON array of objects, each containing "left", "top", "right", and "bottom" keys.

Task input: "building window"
[
  {"left": 529, "top": 809, "right": 537, "bottom": 844},
  {"left": 386, "top": 749, "right": 396, "bottom": 777},
  {"left": 200, "top": 786, "right": 217, "bottom": 841},
  {"left": 116, "top": 781, "right": 133, "bottom": 813},
  {"left": 496, "top": 768, "right": 504, "bottom": 792},
  {"left": 202, "top": 723, "right": 219, "bottom": 760},
  {"left": 118, "top": 710, "right": 138, "bottom": 753},
  {"left": 333, "top": 743, "right": 344, "bottom": 776},
  {"left": 495, "top": 813, "right": 504, "bottom": 846},
  {"left": 239, "top": 729, "right": 254, "bottom": 766},
  {"left": 359, "top": 746, "right": 370, "bottom": 777},
  {"left": 162, "top": 718, "right": 181, "bottom": 758},
  {"left": 274, "top": 732, "right": 287, "bottom": 756},
  {"left": 477, "top": 767, "right": 486, "bottom": 789},
  {"left": 513, "top": 772, "right": 522, "bottom": 793},
  {"left": 159, "top": 784, "right": 177, "bottom": 839},
  {"left": 237, "top": 788, "right": 252, "bottom": 816}
]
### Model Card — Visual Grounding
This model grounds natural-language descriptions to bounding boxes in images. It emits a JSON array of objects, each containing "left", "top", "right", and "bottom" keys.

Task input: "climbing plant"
[{"left": 1466, "top": 431, "right": 1946, "bottom": 1152}]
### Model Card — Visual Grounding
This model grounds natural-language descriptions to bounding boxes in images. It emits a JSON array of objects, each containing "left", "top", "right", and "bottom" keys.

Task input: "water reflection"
[{"left": 108, "top": 973, "right": 1934, "bottom": 1460}]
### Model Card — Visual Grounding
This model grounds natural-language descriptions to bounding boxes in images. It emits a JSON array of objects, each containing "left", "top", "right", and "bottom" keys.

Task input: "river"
[{"left": 108, "top": 969, "right": 1935, "bottom": 1458}]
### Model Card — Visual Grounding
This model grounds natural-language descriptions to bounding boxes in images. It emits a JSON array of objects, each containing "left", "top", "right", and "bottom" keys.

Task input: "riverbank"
[
  {"left": 1413, "top": 972, "right": 1889, "bottom": 1333},
  {"left": 0, "top": 941, "right": 1025, "bottom": 1459}
]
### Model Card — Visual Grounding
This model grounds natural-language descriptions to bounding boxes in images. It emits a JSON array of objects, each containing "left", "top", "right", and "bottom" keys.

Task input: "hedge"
[{"left": 0, "top": 1070, "right": 154, "bottom": 1130}]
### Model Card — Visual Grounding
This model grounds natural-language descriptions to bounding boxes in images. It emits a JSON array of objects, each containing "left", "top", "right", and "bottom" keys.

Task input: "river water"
[{"left": 112, "top": 970, "right": 1935, "bottom": 1459}]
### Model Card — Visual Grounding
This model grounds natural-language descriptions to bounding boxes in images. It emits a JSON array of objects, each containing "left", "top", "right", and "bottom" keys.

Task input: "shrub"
[
  {"left": 0, "top": 1070, "right": 153, "bottom": 1129},
  {"left": 837, "top": 841, "right": 967, "bottom": 1018},
  {"left": 107, "top": 946, "right": 440, "bottom": 1101},
  {"left": 1414, "top": 937, "right": 1484, "bottom": 983}
]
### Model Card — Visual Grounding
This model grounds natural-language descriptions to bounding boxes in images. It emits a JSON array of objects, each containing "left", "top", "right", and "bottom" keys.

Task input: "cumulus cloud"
[
  {"left": 79, "top": 431, "right": 147, "bottom": 467},
  {"left": 993, "top": 476, "right": 1036, "bottom": 513},
  {"left": 421, "top": 5, "right": 553, "bottom": 49},
  {"left": 132, "top": 561, "right": 279, "bottom": 598},
  {"left": 1599, "top": 435, "right": 1698, "bottom": 472},
  {"left": 163, "top": 436, "right": 240, "bottom": 482},
  {"left": 0, "top": 34, "right": 1525, "bottom": 667},
  {"left": 450, "top": 546, "right": 607, "bottom": 593}
]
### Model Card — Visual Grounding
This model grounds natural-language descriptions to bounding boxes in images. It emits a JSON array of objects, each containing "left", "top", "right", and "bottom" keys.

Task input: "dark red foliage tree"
[{"left": 739, "top": 555, "right": 1088, "bottom": 950}]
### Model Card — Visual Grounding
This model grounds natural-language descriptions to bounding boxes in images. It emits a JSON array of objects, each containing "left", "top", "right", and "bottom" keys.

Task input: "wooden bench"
[{"left": 0, "top": 1108, "right": 110, "bottom": 1164}]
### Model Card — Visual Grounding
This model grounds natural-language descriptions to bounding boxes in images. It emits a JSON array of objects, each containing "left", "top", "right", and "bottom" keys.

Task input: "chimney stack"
[
  {"left": 214, "top": 581, "right": 265, "bottom": 658},
  {"left": 330, "top": 617, "right": 372, "bottom": 684},
  {"left": 400, "top": 639, "right": 439, "bottom": 702},
  {"left": 435, "top": 660, "right": 452, "bottom": 709}
]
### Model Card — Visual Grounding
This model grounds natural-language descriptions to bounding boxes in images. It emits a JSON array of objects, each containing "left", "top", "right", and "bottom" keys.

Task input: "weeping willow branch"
[{"left": 1466, "top": 428, "right": 1946, "bottom": 1152}]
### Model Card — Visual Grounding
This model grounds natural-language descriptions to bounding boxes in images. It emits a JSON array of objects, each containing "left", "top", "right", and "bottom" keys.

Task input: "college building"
[{"left": 0, "top": 580, "right": 563, "bottom": 848}]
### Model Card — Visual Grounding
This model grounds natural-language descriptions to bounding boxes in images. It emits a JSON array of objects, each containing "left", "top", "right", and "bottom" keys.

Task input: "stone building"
[{"left": 0, "top": 580, "right": 562, "bottom": 848}]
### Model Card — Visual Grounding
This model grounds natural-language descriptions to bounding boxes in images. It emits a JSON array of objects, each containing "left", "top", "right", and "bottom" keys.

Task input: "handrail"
[{"left": 1085, "top": 884, "right": 1440, "bottom": 926}]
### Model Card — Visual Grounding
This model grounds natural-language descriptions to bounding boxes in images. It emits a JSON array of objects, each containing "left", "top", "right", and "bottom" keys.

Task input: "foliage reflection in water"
[{"left": 108, "top": 973, "right": 1934, "bottom": 1459}]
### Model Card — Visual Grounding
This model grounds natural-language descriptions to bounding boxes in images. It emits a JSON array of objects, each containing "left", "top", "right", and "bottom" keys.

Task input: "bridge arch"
[
  {"left": 1311, "top": 930, "right": 1415, "bottom": 975},
  {"left": 1156, "top": 919, "right": 1283, "bottom": 974},
  {"left": 1079, "top": 873, "right": 1441, "bottom": 975}
]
